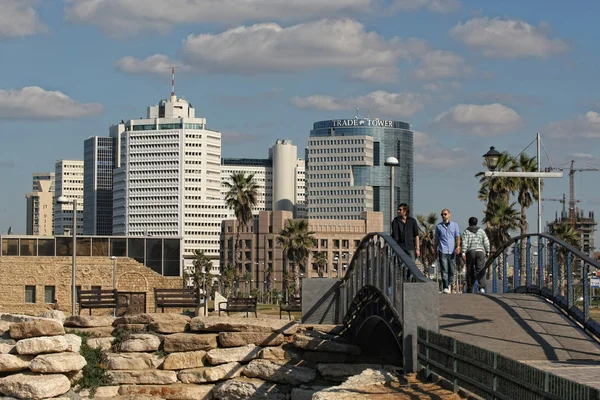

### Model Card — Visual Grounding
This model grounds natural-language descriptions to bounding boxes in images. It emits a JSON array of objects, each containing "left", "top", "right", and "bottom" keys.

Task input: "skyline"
[{"left": 1, "top": 0, "right": 600, "bottom": 235}]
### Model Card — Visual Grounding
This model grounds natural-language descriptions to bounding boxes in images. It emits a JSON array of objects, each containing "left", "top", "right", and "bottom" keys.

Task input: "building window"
[
  {"left": 25, "top": 286, "right": 36, "bottom": 303},
  {"left": 44, "top": 286, "right": 56, "bottom": 304}
]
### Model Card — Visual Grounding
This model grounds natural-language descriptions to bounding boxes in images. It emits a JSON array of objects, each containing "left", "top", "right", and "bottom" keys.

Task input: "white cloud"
[
  {"left": 423, "top": 81, "right": 461, "bottom": 92},
  {"left": 450, "top": 17, "right": 568, "bottom": 58},
  {"left": 0, "top": 0, "right": 45, "bottom": 37},
  {"left": 65, "top": 0, "right": 373, "bottom": 34},
  {"left": 0, "top": 86, "right": 103, "bottom": 119},
  {"left": 433, "top": 103, "right": 523, "bottom": 135},
  {"left": 117, "top": 19, "right": 428, "bottom": 83},
  {"left": 415, "top": 50, "right": 471, "bottom": 80},
  {"left": 115, "top": 55, "right": 189, "bottom": 75},
  {"left": 290, "top": 90, "right": 424, "bottom": 118},
  {"left": 546, "top": 111, "right": 600, "bottom": 139},
  {"left": 413, "top": 131, "right": 470, "bottom": 170},
  {"left": 392, "top": 0, "right": 461, "bottom": 13}
]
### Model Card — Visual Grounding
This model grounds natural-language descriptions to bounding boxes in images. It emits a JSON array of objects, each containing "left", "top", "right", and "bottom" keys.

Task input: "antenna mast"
[{"left": 171, "top": 67, "right": 175, "bottom": 97}]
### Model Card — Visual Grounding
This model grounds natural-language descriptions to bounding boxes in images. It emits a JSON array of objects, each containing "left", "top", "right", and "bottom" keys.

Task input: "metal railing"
[{"left": 418, "top": 327, "right": 600, "bottom": 400}]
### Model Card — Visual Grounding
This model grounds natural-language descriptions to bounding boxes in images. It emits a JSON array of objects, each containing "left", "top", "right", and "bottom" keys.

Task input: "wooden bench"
[
  {"left": 154, "top": 288, "right": 205, "bottom": 313},
  {"left": 280, "top": 297, "right": 302, "bottom": 320},
  {"left": 218, "top": 297, "right": 258, "bottom": 317},
  {"left": 78, "top": 289, "right": 118, "bottom": 315}
]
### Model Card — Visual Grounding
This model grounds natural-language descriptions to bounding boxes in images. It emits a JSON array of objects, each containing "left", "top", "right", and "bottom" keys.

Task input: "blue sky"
[{"left": 1, "top": 0, "right": 600, "bottom": 236}]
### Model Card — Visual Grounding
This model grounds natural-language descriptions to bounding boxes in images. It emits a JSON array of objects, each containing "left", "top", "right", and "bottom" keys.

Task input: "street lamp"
[
  {"left": 56, "top": 195, "right": 77, "bottom": 316},
  {"left": 384, "top": 156, "right": 400, "bottom": 231},
  {"left": 483, "top": 146, "right": 501, "bottom": 171}
]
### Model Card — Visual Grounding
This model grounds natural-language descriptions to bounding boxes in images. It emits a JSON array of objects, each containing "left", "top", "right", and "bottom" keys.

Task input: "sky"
[{"left": 1, "top": 0, "right": 600, "bottom": 237}]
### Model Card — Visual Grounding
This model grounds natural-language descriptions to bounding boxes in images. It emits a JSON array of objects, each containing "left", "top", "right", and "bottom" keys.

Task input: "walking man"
[
  {"left": 461, "top": 217, "right": 490, "bottom": 293},
  {"left": 391, "top": 203, "right": 420, "bottom": 261},
  {"left": 435, "top": 209, "right": 461, "bottom": 294}
]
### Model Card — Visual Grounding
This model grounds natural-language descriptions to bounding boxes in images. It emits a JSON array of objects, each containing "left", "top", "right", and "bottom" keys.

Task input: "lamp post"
[
  {"left": 57, "top": 196, "right": 77, "bottom": 316},
  {"left": 384, "top": 156, "right": 400, "bottom": 231}
]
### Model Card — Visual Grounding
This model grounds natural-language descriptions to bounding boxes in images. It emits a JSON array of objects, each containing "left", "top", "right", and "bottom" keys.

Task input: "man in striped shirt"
[{"left": 461, "top": 217, "right": 490, "bottom": 293}]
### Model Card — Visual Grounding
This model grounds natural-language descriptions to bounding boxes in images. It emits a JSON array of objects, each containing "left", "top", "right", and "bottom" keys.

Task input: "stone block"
[
  {"left": 64, "top": 315, "right": 115, "bottom": 328},
  {"left": 162, "top": 350, "right": 206, "bottom": 370},
  {"left": 178, "top": 362, "right": 244, "bottom": 384},
  {"left": 206, "top": 344, "right": 262, "bottom": 365},
  {"left": 0, "top": 373, "right": 70, "bottom": 399},
  {"left": 107, "top": 369, "right": 178, "bottom": 385},
  {"left": 15, "top": 335, "right": 68, "bottom": 355},
  {"left": 118, "top": 383, "right": 214, "bottom": 400},
  {"left": 118, "top": 333, "right": 161, "bottom": 352},
  {"left": 30, "top": 352, "right": 87, "bottom": 373},
  {"left": 190, "top": 316, "right": 298, "bottom": 335},
  {"left": 103, "top": 352, "right": 163, "bottom": 370},
  {"left": 163, "top": 333, "right": 218, "bottom": 353},
  {"left": 0, "top": 354, "right": 33, "bottom": 372},
  {"left": 9, "top": 319, "right": 65, "bottom": 340},
  {"left": 218, "top": 332, "right": 285, "bottom": 348},
  {"left": 213, "top": 378, "right": 287, "bottom": 400},
  {"left": 243, "top": 359, "right": 317, "bottom": 385}
]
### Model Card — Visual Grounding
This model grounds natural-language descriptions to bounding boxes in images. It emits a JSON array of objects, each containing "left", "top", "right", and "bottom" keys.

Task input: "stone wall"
[{"left": 0, "top": 257, "right": 183, "bottom": 315}]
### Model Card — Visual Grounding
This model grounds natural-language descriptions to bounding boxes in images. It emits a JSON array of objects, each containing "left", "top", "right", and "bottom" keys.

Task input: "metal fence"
[{"left": 418, "top": 327, "right": 600, "bottom": 400}]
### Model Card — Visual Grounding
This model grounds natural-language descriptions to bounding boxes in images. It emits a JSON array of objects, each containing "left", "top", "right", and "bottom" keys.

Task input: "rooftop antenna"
[
  {"left": 367, "top": 110, "right": 371, "bottom": 119},
  {"left": 171, "top": 67, "right": 175, "bottom": 97},
  {"left": 355, "top": 107, "right": 359, "bottom": 119}
]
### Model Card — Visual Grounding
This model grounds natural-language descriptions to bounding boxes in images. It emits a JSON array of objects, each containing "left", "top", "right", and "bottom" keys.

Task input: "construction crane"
[{"left": 542, "top": 193, "right": 579, "bottom": 214}]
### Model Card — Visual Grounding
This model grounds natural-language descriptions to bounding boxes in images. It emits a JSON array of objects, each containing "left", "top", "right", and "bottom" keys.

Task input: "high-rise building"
[
  {"left": 306, "top": 117, "right": 414, "bottom": 225},
  {"left": 25, "top": 172, "right": 55, "bottom": 235},
  {"left": 112, "top": 91, "right": 223, "bottom": 273},
  {"left": 54, "top": 160, "right": 84, "bottom": 235},
  {"left": 84, "top": 136, "right": 117, "bottom": 235}
]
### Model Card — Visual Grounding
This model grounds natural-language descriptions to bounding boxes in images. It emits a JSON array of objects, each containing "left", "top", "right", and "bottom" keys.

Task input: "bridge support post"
[{"left": 403, "top": 281, "right": 439, "bottom": 373}]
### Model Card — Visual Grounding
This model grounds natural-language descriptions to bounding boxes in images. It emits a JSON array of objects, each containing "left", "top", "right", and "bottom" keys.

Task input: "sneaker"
[
  {"left": 479, "top": 288, "right": 485, "bottom": 294},
  {"left": 443, "top": 288, "right": 451, "bottom": 294}
]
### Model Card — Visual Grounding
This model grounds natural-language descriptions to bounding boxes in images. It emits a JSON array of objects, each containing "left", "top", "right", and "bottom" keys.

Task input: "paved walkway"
[{"left": 439, "top": 293, "right": 600, "bottom": 388}]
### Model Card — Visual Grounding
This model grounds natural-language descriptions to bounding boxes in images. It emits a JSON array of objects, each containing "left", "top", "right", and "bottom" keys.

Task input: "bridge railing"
[{"left": 485, "top": 233, "right": 600, "bottom": 333}]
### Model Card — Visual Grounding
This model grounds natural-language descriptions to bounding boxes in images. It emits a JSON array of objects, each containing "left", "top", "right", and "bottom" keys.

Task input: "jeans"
[
  {"left": 466, "top": 250, "right": 486, "bottom": 293},
  {"left": 439, "top": 251, "right": 456, "bottom": 290}
]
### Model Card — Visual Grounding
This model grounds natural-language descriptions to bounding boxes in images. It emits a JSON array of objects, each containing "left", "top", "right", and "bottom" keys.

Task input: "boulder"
[
  {"left": 147, "top": 314, "right": 191, "bottom": 334},
  {"left": 190, "top": 316, "right": 298, "bottom": 335},
  {"left": 0, "top": 339, "right": 16, "bottom": 354},
  {"left": 9, "top": 320, "right": 65, "bottom": 340},
  {"left": 260, "top": 345, "right": 302, "bottom": 361},
  {"left": 0, "top": 354, "right": 33, "bottom": 372},
  {"left": 219, "top": 332, "right": 285, "bottom": 348},
  {"left": 118, "top": 333, "right": 161, "bottom": 352},
  {"left": 64, "top": 315, "right": 114, "bottom": 328},
  {"left": 317, "top": 364, "right": 388, "bottom": 382},
  {"left": 213, "top": 378, "right": 287, "bottom": 400},
  {"left": 16, "top": 335, "right": 68, "bottom": 355},
  {"left": 312, "top": 368, "right": 401, "bottom": 400},
  {"left": 113, "top": 314, "right": 157, "bottom": 326},
  {"left": 163, "top": 333, "right": 218, "bottom": 353},
  {"left": 103, "top": 352, "right": 163, "bottom": 370},
  {"left": 178, "top": 362, "right": 244, "bottom": 384},
  {"left": 119, "top": 383, "right": 214, "bottom": 400},
  {"left": 114, "top": 324, "right": 147, "bottom": 332},
  {"left": 30, "top": 352, "right": 87, "bottom": 373},
  {"left": 0, "top": 373, "right": 70, "bottom": 399},
  {"left": 65, "top": 333, "right": 82, "bottom": 353},
  {"left": 162, "top": 350, "right": 206, "bottom": 370},
  {"left": 293, "top": 334, "right": 360, "bottom": 355},
  {"left": 87, "top": 337, "right": 114, "bottom": 351},
  {"left": 0, "top": 313, "right": 56, "bottom": 323},
  {"left": 38, "top": 310, "right": 67, "bottom": 323},
  {"left": 206, "top": 344, "right": 262, "bottom": 365},
  {"left": 88, "top": 385, "right": 120, "bottom": 398},
  {"left": 107, "top": 370, "right": 178, "bottom": 385},
  {"left": 243, "top": 359, "right": 316, "bottom": 385}
]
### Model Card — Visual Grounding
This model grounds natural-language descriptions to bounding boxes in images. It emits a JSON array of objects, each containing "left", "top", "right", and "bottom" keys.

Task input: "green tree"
[
  {"left": 277, "top": 219, "right": 317, "bottom": 297},
  {"left": 218, "top": 263, "right": 238, "bottom": 298},
  {"left": 313, "top": 252, "right": 328, "bottom": 278},
  {"left": 264, "top": 263, "right": 274, "bottom": 303},
  {"left": 551, "top": 222, "right": 580, "bottom": 295},
  {"left": 185, "top": 250, "right": 212, "bottom": 293},
  {"left": 476, "top": 152, "right": 518, "bottom": 205},
  {"left": 223, "top": 172, "right": 259, "bottom": 275},
  {"left": 416, "top": 212, "right": 438, "bottom": 272},
  {"left": 515, "top": 153, "right": 540, "bottom": 285}
]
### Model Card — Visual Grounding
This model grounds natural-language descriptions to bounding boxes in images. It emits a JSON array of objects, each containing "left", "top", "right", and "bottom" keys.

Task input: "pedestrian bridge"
[{"left": 324, "top": 232, "right": 600, "bottom": 399}]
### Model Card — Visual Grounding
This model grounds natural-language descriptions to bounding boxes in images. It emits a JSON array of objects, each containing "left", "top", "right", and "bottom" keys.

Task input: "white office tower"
[
  {"left": 25, "top": 172, "right": 55, "bottom": 235},
  {"left": 112, "top": 90, "right": 223, "bottom": 272},
  {"left": 54, "top": 160, "right": 84, "bottom": 235}
]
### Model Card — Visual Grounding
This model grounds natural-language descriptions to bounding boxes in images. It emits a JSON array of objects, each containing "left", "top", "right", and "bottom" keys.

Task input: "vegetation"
[
  {"left": 416, "top": 212, "right": 438, "bottom": 272},
  {"left": 277, "top": 219, "right": 317, "bottom": 296},
  {"left": 550, "top": 222, "right": 581, "bottom": 295},
  {"left": 111, "top": 327, "right": 135, "bottom": 350},
  {"left": 70, "top": 331, "right": 111, "bottom": 397},
  {"left": 313, "top": 251, "right": 328, "bottom": 278},
  {"left": 185, "top": 249, "right": 212, "bottom": 292},
  {"left": 515, "top": 153, "right": 540, "bottom": 285}
]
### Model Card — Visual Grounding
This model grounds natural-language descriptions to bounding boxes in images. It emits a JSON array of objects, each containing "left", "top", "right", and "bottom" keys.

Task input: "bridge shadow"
[{"left": 439, "top": 313, "right": 493, "bottom": 330}]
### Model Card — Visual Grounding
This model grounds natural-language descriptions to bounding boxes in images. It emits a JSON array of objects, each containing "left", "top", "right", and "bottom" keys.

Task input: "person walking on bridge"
[
  {"left": 461, "top": 217, "right": 490, "bottom": 294},
  {"left": 435, "top": 209, "right": 460, "bottom": 294},
  {"left": 391, "top": 203, "right": 420, "bottom": 261}
]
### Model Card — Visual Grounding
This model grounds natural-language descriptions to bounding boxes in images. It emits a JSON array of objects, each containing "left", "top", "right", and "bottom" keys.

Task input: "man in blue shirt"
[{"left": 435, "top": 208, "right": 461, "bottom": 294}]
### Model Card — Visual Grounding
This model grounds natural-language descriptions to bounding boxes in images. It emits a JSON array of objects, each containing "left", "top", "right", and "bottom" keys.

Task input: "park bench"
[
  {"left": 78, "top": 288, "right": 118, "bottom": 315},
  {"left": 280, "top": 296, "right": 302, "bottom": 320},
  {"left": 218, "top": 297, "right": 258, "bottom": 317},
  {"left": 154, "top": 287, "right": 205, "bottom": 313}
]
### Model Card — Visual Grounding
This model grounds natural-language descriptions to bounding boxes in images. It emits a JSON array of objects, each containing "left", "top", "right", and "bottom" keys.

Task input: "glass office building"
[
  {"left": 84, "top": 137, "right": 116, "bottom": 235},
  {"left": 306, "top": 118, "right": 414, "bottom": 225}
]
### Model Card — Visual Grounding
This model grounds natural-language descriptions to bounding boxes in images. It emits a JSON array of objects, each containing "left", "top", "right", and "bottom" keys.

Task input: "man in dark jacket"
[{"left": 391, "top": 203, "right": 420, "bottom": 261}]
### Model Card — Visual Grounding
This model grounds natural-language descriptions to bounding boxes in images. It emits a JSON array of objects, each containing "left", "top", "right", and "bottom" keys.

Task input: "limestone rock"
[
  {"left": 147, "top": 314, "right": 191, "bottom": 334},
  {"left": 243, "top": 359, "right": 316, "bottom": 385},
  {"left": 162, "top": 350, "right": 206, "bottom": 370},
  {"left": 260, "top": 345, "right": 302, "bottom": 361},
  {"left": 312, "top": 368, "right": 401, "bottom": 400},
  {"left": 66, "top": 326, "right": 114, "bottom": 338},
  {"left": 0, "top": 320, "right": 11, "bottom": 339},
  {"left": 30, "top": 352, "right": 87, "bottom": 373},
  {"left": 118, "top": 333, "right": 161, "bottom": 352},
  {"left": 0, "top": 372, "right": 70, "bottom": 399},
  {"left": 107, "top": 369, "right": 178, "bottom": 385},
  {"left": 113, "top": 313, "right": 156, "bottom": 326},
  {"left": 178, "top": 362, "right": 244, "bottom": 383},
  {"left": 293, "top": 334, "right": 360, "bottom": 355},
  {"left": 103, "top": 352, "right": 163, "bottom": 370},
  {"left": 190, "top": 316, "right": 298, "bottom": 335},
  {"left": 213, "top": 378, "right": 287, "bottom": 400},
  {"left": 9, "top": 319, "right": 65, "bottom": 340},
  {"left": 206, "top": 344, "right": 261, "bottom": 365},
  {"left": 317, "top": 364, "right": 389, "bottom": 382},
  {"left": 64, "top": 315, "right": 115, "bottom": 328},
  {"left": 114, "top": 324, "right": 147, "bottom": 332},
  {"left": 87, "top": 337, "right": 114, "bottom": 351},
  {"left": 0, "top": 313, "right": 56, "bottom": 323},
  {"left": 219, "top": 332, "right": 285, "bottom": 348},
  {"left": 163, "top": 333, "right": 218, "bottom": 353},
  {"left": 119, "top": 383, "right": 214, "bottom": 400},
  {"left": 299, "top": 325, "right": 344, "bottom": 335},
  {"left": 39, "top": 310, "right": 67, "bottom": 323},
  {"left": 16, "top": 335, "right": 68, "bottom": 355},
  {"left": 88, "top": 385, "right": 120, "bottom": 398},
  {"left": 65, "top": 333, "right": 82, "bottom": 353},
  {"left": 0, "top": 354, "right": 33, "bottom": 372},
  {"left": 0, "top": 339, "right": 16, "bottom": 354}
]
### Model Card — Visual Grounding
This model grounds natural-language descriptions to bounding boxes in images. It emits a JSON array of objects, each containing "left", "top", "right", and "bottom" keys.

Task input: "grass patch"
[{"left": 70, "top": 331, "right": 111, "bottom": 397}]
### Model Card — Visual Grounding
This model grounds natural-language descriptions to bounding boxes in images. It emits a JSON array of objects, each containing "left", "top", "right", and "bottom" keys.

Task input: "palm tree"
[
  {"left": 515, "top": 153, "right": 540, "bottom": 285},
  {"left": 551, "top": 222, "right": 580, "bottom": 295},
  {"left": 476, "top": 152, "right": 518, "bottom": 205},
  {"left": 223, "top": 173, "right": 259, "bottom": 274},
  {"left": 277, "top": 219, "right": 317, "bottom": 296},
  {"left": 416, "top": 213, "right": 438, "bottom": 273},
  {"left": 185, "top": 249, "right": 212, "bottom": 292},
  {"left": 264, "top": 263, "right": 274, "bottom": 303},
  {"left": 313, "top": 252, "right": 328, "bottom": 278}
]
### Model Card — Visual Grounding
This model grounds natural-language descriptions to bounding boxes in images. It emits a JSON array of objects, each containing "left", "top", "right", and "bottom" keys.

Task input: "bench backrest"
[
  {"left": 227, "top": 297, "right": 257, "bottom": 306},
  {"left": 78, "top": 289, "right": 117, "bottom": 304},
  {"left": 286, "top": 297, "right": 302, "bottom": 306},
  {"left": 154, "top": 288, "right": 200, "bottom": 302}
]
